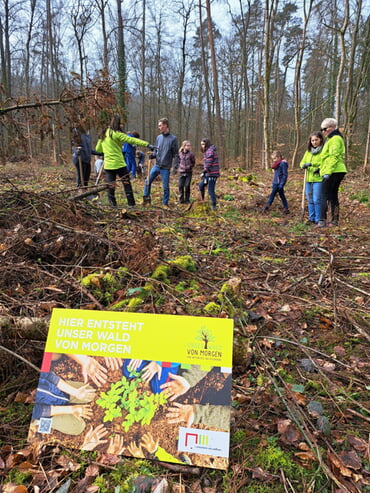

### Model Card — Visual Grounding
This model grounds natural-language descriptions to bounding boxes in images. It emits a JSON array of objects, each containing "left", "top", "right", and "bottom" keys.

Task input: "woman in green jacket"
[
  {"left": 300, "top": 131, "right": 324, "bottom": 224},
  {"left": 96, "top": 115, "right": 153, "bottom": 207},
  {"left": 317, "top": 118, "right": 347, "bottom": 227}
]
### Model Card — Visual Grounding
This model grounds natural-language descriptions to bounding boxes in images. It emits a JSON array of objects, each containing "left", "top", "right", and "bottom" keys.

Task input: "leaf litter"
[{"left": 0, "top": 161, "right": 369, "bottom": 492}]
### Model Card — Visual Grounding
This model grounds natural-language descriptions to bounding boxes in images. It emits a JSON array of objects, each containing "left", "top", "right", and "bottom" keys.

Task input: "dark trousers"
[
  {"left": 320, "top": 172, "right": 346, "bottom": 224},
  {"left": 267, "top": 184, "right": 288, "bottom": 209},
  {"left": 179, "top": 173, "right": 192, "bottom": 203},
  {"left": 199, "top": 176, "right": 218, "bottom": 208},
  {"left": 105, "top": 167, "right": 135, "bottom": 206},
  {"left": 74, "top": 159, "right": 91, "bottom": 187}
]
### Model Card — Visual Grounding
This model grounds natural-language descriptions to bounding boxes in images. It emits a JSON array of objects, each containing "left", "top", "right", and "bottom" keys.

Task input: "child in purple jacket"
[
  {"left": 199, "top": 138, "right": 220, "bottom": 210},
  {"left": 263, "top": 150, "right": 290, "bottom": 214},
  {"left": 178, "top": 140, "right": 195, "bottom": 203}
]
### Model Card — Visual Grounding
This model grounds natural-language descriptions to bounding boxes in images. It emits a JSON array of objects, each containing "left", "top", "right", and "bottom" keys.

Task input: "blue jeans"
[
  {"left": 199, "top": 176, "right": 218, "bottom": 208},
  {"left": 305, "top": 182, "right": 322, "bottom": 222},
  {"left": 144, "top": 165, "right": 171, "bottom": 205},
  {"left": 124, "top": 153, "right": 137, "bottom": 178},
  {"left": 267, "top": 184, "right": 288, "bottom": 209}
]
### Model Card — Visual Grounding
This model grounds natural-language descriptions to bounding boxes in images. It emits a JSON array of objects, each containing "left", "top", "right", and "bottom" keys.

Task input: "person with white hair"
[{"left": 316, "top": 118, "right": 347, "bottom": 227}]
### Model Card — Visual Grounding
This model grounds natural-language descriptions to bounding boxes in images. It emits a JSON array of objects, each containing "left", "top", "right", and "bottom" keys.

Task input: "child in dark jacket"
[
  {"left": 178, "top": 140, "right": 195, "bottom": 203},
  {"left": 263, "top": 150, "right": 290, "bottom": 214},
  {"left": 199, "top": 138, "right": 220, "bottom": 210}
]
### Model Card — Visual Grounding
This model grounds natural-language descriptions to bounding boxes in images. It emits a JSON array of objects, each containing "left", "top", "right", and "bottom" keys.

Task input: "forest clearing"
[{"left": 0, "top": 158, "right": 369, "bottom": 493}]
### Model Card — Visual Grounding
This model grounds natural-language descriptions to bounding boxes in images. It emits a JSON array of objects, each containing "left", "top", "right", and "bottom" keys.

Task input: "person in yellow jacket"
[
  {"left": 96, "top": 115, "right": 154, "bottom": 207},
  {"left": 316, "top": 118, "right": 347, "bottom": 227},
  {"left": 300, "top": 131, "right": 324, "bottom": 224}
]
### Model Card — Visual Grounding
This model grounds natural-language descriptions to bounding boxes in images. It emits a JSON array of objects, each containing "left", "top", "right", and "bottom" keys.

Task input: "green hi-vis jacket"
[
  {"left": 299, "top": 149, "right": 323, "bottom": 183},
  {"left": 96, "top": 129, "right": 149, "bottom": 170},
  {"left": 320, "top": 130, "right": 347, "bottom": 176}
]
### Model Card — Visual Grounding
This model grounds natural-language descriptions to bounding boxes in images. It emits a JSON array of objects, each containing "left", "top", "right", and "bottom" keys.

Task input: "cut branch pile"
[{"left": 0, "top": 167, "right": 369, "bottom": 493}]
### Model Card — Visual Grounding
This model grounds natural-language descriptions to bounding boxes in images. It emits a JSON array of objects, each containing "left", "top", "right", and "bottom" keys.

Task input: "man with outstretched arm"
[{"left": 143, "top": 118, "right": 178, "bottom": 208}]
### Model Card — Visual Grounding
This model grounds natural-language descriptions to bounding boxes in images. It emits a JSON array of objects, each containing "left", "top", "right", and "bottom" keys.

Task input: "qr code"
[{"left": 38, "top": 417, "right": 52, "bottom": 434}]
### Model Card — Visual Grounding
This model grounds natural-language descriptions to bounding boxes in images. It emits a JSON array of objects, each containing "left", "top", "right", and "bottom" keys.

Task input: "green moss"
[
  {"left": 175, "top": 279, "right": 200, "bottom": 294},
  {"left": 255, "top": 437, "right": 296, "bottom": 475},
  {"left": 260, "top": 256, "right": 287, "bottom": 264},
  {"left": 80, "top": 270, "right": 122, "bottom": 304},
  {"left": 186, "top": 201, "right": 214, "bottom": 218},
  {"left": 186, "top": 304, "right": 202, "bottom": 316},
  {"left": 94, "top": 460, "right": 156, "bottom": 492},
  {"left": 151, "top": 264, "right": 170, "bottom": 283},
  {"left": 231, "top": 429, "right": 246, "bottom": 444},
  {"left": 204, "top": 302, "right": 221, "bottom": 315},
  {"left": 151, "top": 256, "right": 196, "bottom": 285},
  {"left": 155, "top": 226, "right": 177, "bottom": 234},
  {"left": 169, "top": 254, "right": 197, "bottom": 272},
  {"left": 110, "top": 300, "right": 129, "bottom": 310},
  {"left": 0, "top": 403, "right": 31, "bottom": 448},
  {"left": 175, "top": 281, "right": 187, "bottom": 293},
  {"left": 8, "top": 469, "right": 32, "bottom": 485},
  {"left": 117, "top": 266, "right": 129, "bottom": 278},
  {"left": 127, "top": 297, "right": 144, "bottom": 310},
  {"left": 80, "top": 272, "right": 100, "bottom": 288}
]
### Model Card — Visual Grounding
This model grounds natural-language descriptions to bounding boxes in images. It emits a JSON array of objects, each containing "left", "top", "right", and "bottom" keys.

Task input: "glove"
[
  {"left": 148, "top": 154, "right": 156, "bottom": 160},
  {"left": 302, "top": 163, "right": 311, "bottom": 169},
  {"left": 313, "top": 168, "right": 320, "bottom": 175},
  {"left": 147, "top": 144, "right": 156, "bottom": 151},
  {"left": 200, "top": 172, "right": 207, "bottom": 179},
  {"left": 322, "top": 174, "right": 330, "bottom": 181},
  {"left": 173, "top": 168, "right": 178, "bottom": 175}
]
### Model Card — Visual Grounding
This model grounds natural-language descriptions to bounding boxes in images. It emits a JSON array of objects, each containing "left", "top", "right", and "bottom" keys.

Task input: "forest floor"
[{"left": 0, "top": 158, "right": 369, "bottom": 493}]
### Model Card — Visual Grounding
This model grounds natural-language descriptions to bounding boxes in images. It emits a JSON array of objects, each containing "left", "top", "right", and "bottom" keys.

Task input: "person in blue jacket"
[
  {"left": 72, "top": 123, "right": 101, "bottom": 188},
  {"left": 143, "top": 118, "right": 179, "bottom": 207},
  {"left": 263, "top": 150, "right": 290, "bottom": 214},
  {"left": 122, "top": 131, "right": 140, "bottom": 178}
]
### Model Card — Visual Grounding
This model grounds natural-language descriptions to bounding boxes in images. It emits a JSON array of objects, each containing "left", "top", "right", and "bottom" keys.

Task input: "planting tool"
[
  {"left": 300, "top": 168, "right": 306, "bottom": 220},
  {"left": 95, "top": 161, "right": 104, "bottom": 186},
  {"left": 143, "top": 151, "right": 155, "bottom": 206},
  {"left": 77, "top": 147, "right": 84, "bottom": 189}
]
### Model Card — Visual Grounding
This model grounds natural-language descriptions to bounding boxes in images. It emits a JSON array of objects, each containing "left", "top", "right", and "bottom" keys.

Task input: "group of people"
[
  {"left": 71, "top": 116, "right": 220, "bottom": 210},
  {"left": 263, "top": 117, "right": 347, "bottom": 227},
  {"left": 72, "top": 115, "right": 347, "bottom": 225}
]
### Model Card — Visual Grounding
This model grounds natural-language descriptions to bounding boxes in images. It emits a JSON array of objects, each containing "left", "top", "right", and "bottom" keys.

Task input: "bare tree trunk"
[
  {"left": 335, "top": 0, "right": 349, "bottom": 122},
  {"left": 71, "top": 0, "right": 95, "bottom": 89},
  {"left": 343, "top": 0, "right": 368, "bottom": 156},
  {"left": 0, "top": 0, "right": 11, "bottom": 97},
  {"left": 262, "top": 0, "right": 277, "bottom": 169},
  {"left": 95, "top": 0, "right": 109, "bottom": 72},
  {"left": 291, "top": 0, "right": 313, "bottom": 169},
  {"left": 24, "top": 0, "right": 37, "bottom": 98},
  {"left": 116, "top": 0, "right": 127, "bottom": 114},
  {"left": 205, "top": 0, "right": 224, "bottom": 164},
  {"left": 140, "top": 0, "right": 146, "bottom": 137},
  {"left": 176, "top": 1, "right": 193, "bottom": 140},
  {"left": 364, "top": 118, "right": 370, "bottom": 174},
  {"left": 198, "top": 0, "right": 213, "bottom": 139}
]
